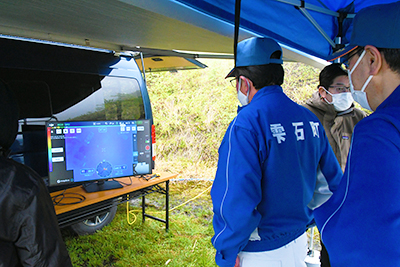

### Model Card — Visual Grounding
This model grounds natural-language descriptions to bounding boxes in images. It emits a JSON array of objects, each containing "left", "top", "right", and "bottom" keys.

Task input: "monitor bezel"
[{"left": 46, "top": 119, "right": 153, "bottom": 191}]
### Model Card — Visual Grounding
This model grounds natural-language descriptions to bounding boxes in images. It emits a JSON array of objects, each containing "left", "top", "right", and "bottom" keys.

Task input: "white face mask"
[
  {"left": 323, "top": 88, "right": 354, "bottom": 111},
  {"left": 237, "top": 78, "right": 250, "bottom": 106},
  {"left": 348, "top": 50, "right": 373, "bottom": 111}
]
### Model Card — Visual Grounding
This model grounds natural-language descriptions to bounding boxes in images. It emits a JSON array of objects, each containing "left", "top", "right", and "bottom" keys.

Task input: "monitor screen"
[{"left": 46, "top": 119, "right": 152, "bottom": 188}]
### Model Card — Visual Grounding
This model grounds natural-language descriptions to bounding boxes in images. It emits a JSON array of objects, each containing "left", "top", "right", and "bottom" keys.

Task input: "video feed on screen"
[{"left": 46, "top": 120, "right": 152, "bottom": 186}]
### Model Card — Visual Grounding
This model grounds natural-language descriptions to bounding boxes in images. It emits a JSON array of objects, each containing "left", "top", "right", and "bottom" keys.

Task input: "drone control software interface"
[{"left": 46, "top": 120, "right": 152, "bottom": 186}]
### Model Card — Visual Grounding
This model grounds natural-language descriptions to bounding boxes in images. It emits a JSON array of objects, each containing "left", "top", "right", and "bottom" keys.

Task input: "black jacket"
[{"left": 0, "top": 155, "right": 72, "bottom": 267}]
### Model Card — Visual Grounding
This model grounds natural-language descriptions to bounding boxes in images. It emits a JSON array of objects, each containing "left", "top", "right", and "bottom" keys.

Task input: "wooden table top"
[{"left": 51, "top": 172, "right": 177, "bottom": 215}]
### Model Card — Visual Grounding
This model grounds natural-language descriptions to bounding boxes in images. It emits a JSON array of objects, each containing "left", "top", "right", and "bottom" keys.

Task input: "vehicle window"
[{"left": 54, "top": 76, "right": 145, "bottom": 121}]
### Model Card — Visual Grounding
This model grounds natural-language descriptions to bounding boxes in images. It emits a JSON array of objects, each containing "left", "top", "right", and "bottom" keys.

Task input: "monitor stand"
[{"left": 83, "top": 180, "right": 123, "bottom": 193}]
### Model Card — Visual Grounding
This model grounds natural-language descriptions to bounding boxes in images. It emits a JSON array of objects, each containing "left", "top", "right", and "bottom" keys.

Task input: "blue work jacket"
[
  {"left": 315, "top": 85, "right": 400, "bottom": 267},
  {"left": 211, "top": 85, "right": 342, "bottom": 267}
]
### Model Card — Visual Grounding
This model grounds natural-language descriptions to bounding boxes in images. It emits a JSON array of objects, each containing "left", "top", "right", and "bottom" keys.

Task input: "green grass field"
[{"left": 63, "top": 180, "right": 216, "bottom": 267}]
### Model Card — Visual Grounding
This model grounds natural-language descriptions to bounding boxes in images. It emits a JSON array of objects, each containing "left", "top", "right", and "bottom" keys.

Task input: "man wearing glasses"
[
  {"left": 304, "top": 63, "right": 366, "bottom": 172},
  {"left": 211, "top": 37, "right": 342, "bottom": 267},
  {"left": 314, "top": 2, "right": 400, "bottom": 266},
  {"left": 303, "top": 63, "right": 366, "bottom": 266}
]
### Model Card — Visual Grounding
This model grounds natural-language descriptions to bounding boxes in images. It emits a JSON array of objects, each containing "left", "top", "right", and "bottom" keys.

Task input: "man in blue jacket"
[
  {"left": 211, "top": 37, "right": 342, "bottom": 267},
  {"left": 314, "top": 2, "right": 400, "bottom": 266}
]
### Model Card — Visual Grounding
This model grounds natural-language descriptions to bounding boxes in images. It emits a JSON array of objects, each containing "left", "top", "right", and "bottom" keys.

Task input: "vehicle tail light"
[{"left": 152, "top": 124, "right": 156, "bottom": 162}]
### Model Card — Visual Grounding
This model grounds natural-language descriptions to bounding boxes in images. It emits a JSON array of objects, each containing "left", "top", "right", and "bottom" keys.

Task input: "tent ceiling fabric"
[
  {"left": 0, "top": 0, "right": 235, "bottom": 53},
  {"left": 171, "top": 0, "right": 399, "bottom": 60},
  {"left": 0, "top": 0, "right": 326, "bottom": 69},
  {"left": 0, "top": 0, "right": 395, "bottom": 68},
  {"left": 1, "top": 1, "right": 394, "bottom": 68}
]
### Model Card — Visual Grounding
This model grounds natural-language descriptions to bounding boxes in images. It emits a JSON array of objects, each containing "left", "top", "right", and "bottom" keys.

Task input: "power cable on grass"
[{"left": 125, "top": 184, "right": 212, "bottom": 224}]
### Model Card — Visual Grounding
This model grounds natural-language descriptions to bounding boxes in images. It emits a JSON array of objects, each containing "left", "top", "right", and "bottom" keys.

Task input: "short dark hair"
[
  {"left": 233, "top": 50, "right": 284, "bottom": 89},
  {"left": 379, "top": 48, "right": 400, "bottom": 74},
  {"left": 354, "top": 46, "right": 400, "bottom": 74},
  {"left": 235, "top": 64, "right": 284, "bottom": 89},
  {"left": 319, "top": 63, "right": 348, "bottom": 89}
]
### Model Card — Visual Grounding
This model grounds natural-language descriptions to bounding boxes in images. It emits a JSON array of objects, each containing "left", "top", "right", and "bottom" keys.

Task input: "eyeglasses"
[
  {"left": 341, "top": 48, "right": 362, "bottom": 68},
  {"left": 229, "top": 78, "right": 237, "bottom": 88},
  {"left": 328, "top": 85, "right": 350, "bottom": 93}
]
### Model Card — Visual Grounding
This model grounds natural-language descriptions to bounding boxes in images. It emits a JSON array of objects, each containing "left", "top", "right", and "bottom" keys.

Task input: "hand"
[{"left": 234, "top": 256, "right": 240, "bottom": 267}]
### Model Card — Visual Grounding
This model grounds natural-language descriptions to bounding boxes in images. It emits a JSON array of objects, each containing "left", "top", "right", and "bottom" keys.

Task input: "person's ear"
[
  {"left": 238, "top": 76, "right": 250, "bottom": 93},
  {"left": 365, "top": 45, "right": 382, "bottom": 76},
  {"left": 241, "top": 76, "right": 255, "bottom": 92},
  {"left": 247, "top": 78, "right": 255, "bottom": 91},
  {"left": 318, "top": 86, "right": 326, "bottom": 98}
]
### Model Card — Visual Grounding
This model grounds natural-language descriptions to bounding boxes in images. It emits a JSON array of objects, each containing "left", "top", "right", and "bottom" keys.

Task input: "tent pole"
[
  {"left": 140, "top": 52, "right": 146, "bottom": 82},
  {"left": 234, "top": 0, "right": 241, "bottom": 67},
  {"left": 297, "top": 6, "right": 336, "bottom": 48},
  {"left": 275, "top": 0, "right": 339, "bottom": 17}
]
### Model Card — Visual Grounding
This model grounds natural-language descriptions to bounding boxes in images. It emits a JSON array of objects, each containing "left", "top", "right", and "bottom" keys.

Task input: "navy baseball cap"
[
  {"left": 328, "top": 1, "right": 400, "bottom": 62},
  {"left": 226, "top": 37, "right": 283, "bottom": 78}
]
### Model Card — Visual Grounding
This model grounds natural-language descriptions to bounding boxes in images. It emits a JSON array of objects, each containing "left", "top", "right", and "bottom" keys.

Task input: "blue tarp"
[{"left": 173, "top": 0, "right": 399, "bottom": 61}]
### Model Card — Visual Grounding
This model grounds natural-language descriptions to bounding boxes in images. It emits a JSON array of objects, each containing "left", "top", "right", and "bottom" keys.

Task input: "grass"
[
  {"left": 63, "top": 180, "right": 216, "bottom": 267},
  {"left": 62, "top": 59, "right": 325, "bottom": 266},
  {"left": 146, "top": 59, "right": 238, "bottom": 179},
  {"left": 63, "top": 179, "right": 321, "bottom": 266},
  {"left": 146, "top": 59, "right": 323, "bottom": 178}
]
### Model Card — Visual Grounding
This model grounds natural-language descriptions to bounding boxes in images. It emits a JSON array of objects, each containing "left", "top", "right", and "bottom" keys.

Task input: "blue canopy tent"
[
  {"left": 167, "top": 0, "right": 399, "bottom": 61},
  {"left": 0, "top": 0, "right": 397, "bottom": 68}
]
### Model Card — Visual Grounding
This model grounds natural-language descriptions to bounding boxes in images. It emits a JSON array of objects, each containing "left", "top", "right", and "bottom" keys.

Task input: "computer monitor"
[{"left": 46, "top": 119, "right": 152, "bottom": 192}]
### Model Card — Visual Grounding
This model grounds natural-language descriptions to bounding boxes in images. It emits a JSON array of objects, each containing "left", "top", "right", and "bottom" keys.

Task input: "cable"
[
  {"left": 116, "top": 176, "right": 133, "bottom": 186},
  {"left": 125, "top": 184, "right": 212, "bottom": 225},
  {"left": 52, "top": 190, "right": 86, "bottom": 206},
  {"left": 126, "top": 195, "right": 138, "bottom": 225},
  {"left": 169, "top": 185, "right": 212, "bottom": 212},
  {"left": 171, "top": 178, "right": 214, "bottom": 182},
  {"left": 140, "top": 173, "right": 160, "bottom": 181}
]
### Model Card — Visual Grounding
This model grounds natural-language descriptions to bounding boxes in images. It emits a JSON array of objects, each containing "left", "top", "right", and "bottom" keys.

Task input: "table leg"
[
  {"left": 142, "top": 195, "right": 145, "bottom": 223},
  {"left": 166, "top": 180, "right": 169, "bottom": 231}
]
